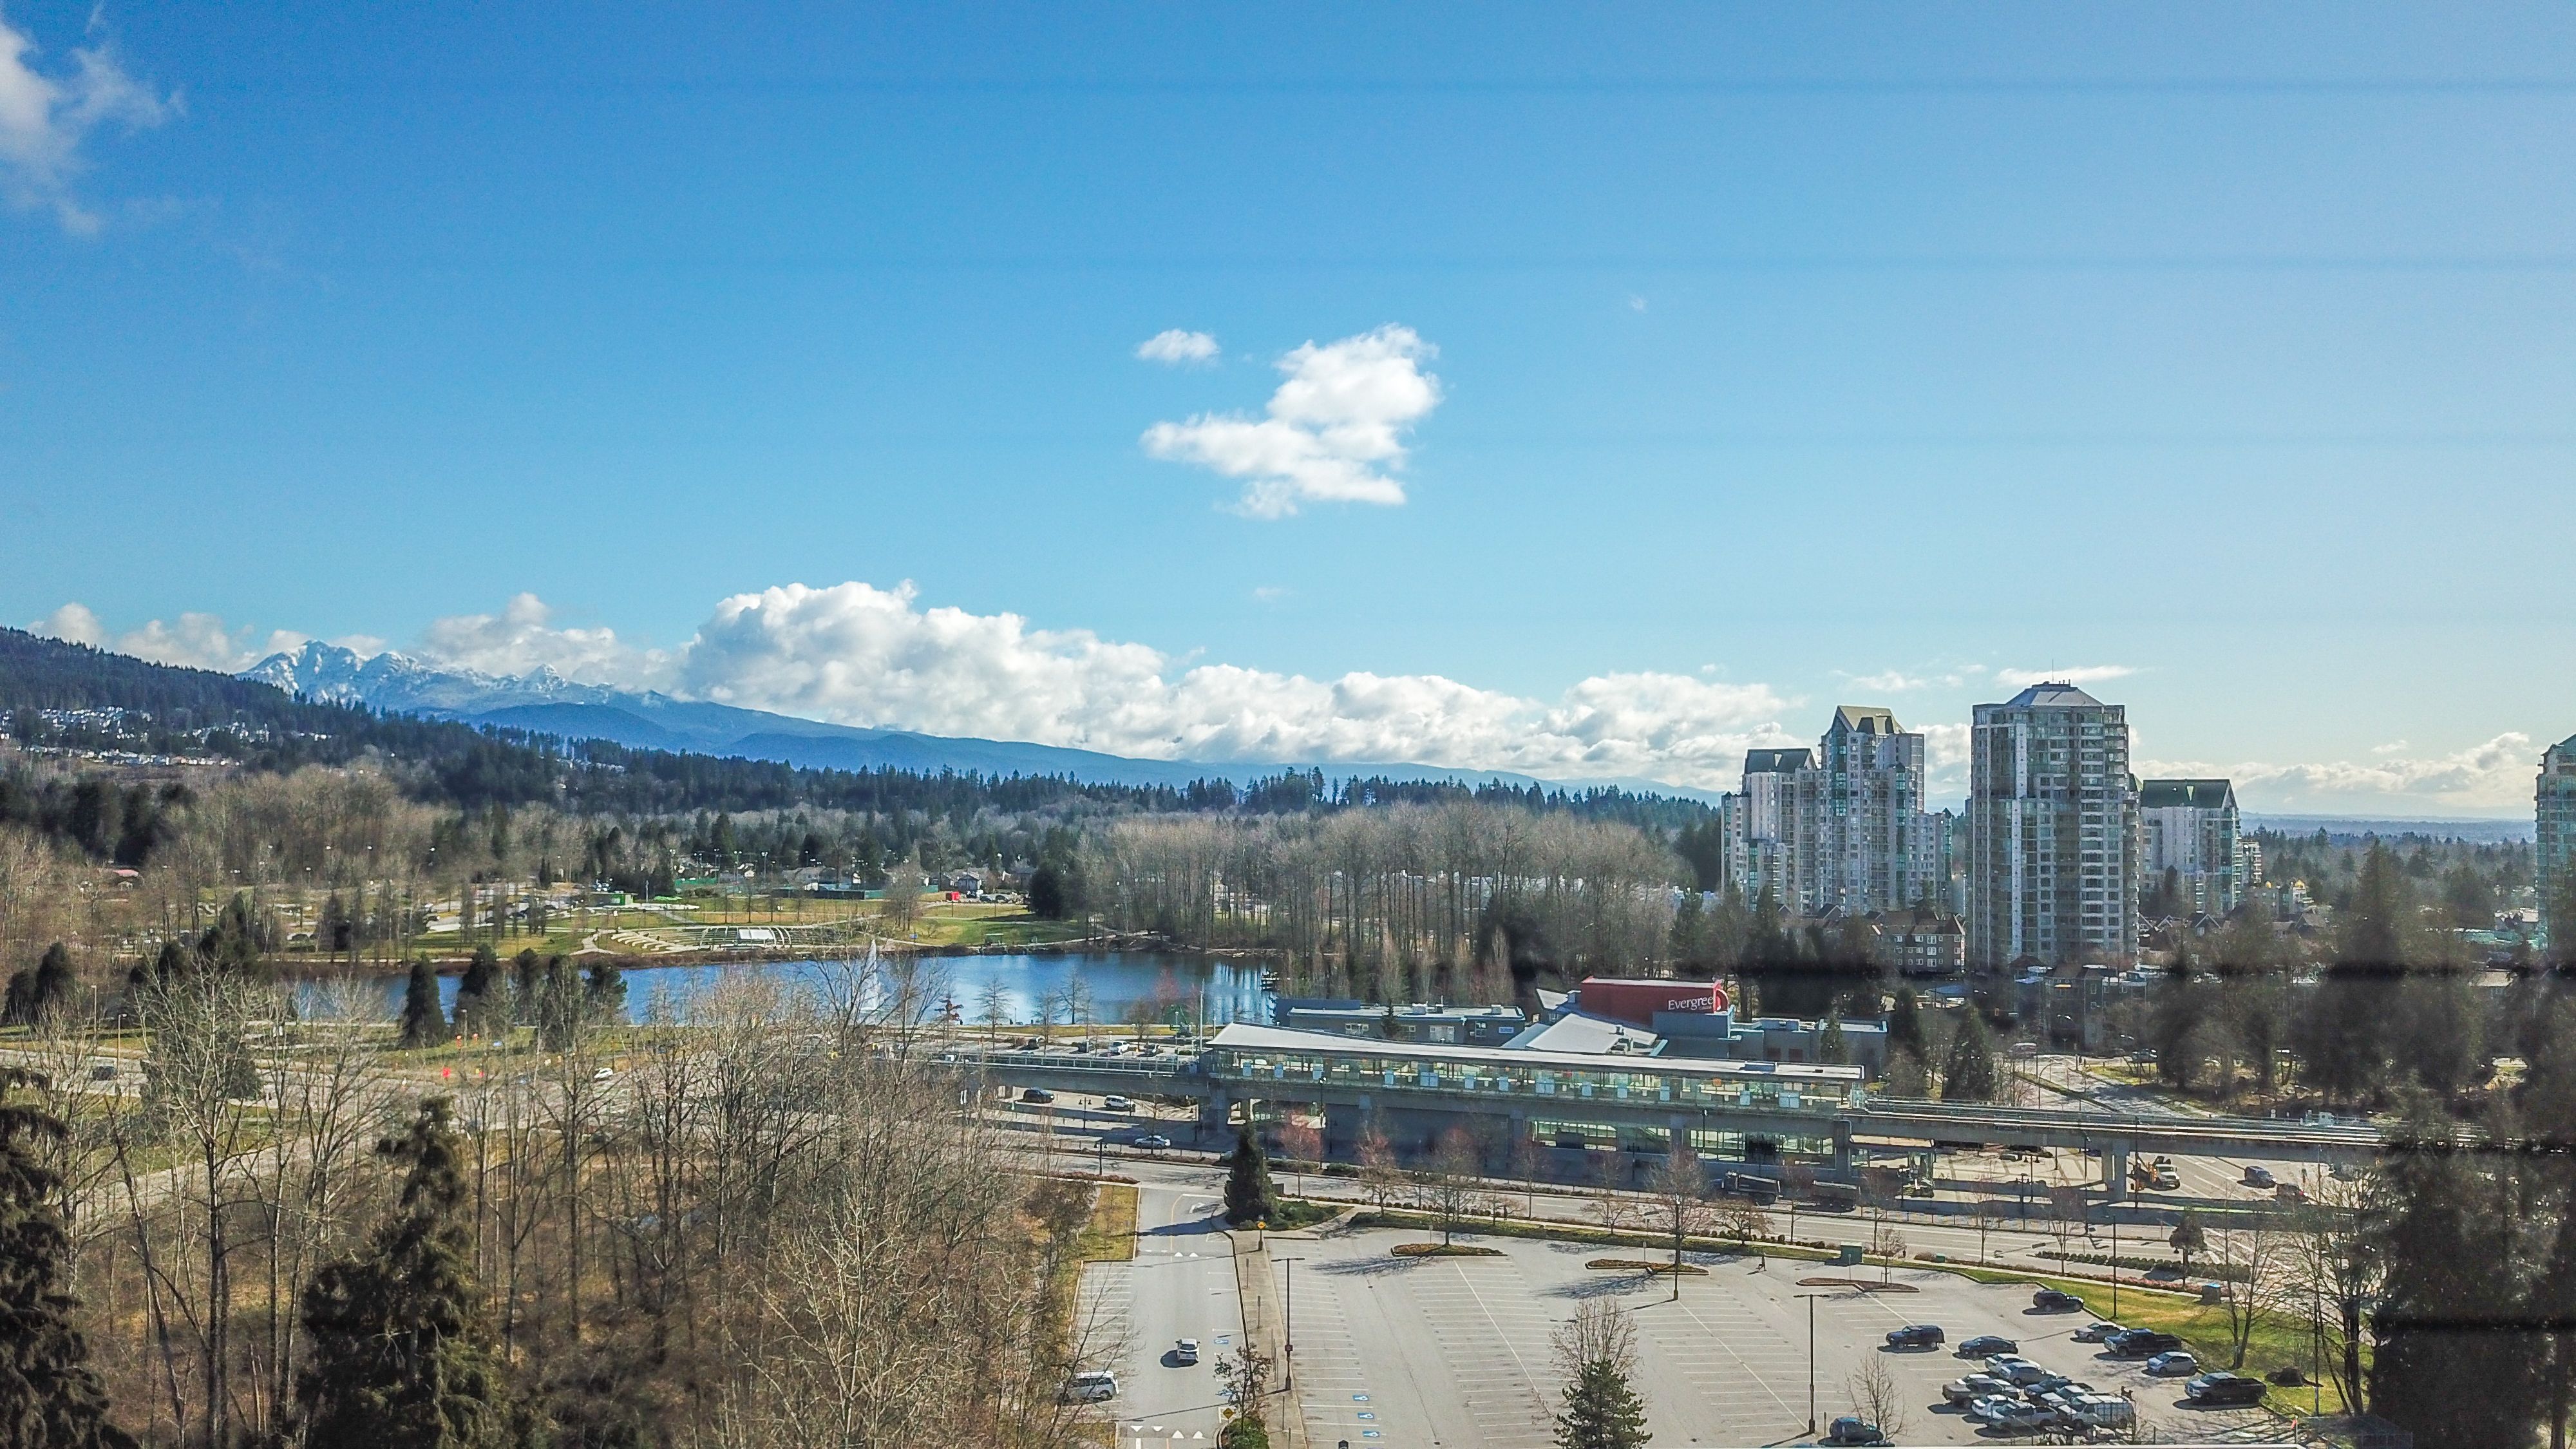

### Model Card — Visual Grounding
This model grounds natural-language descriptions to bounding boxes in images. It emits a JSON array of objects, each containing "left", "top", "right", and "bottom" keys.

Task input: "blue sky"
[{"left": 5, "top": 4, "right": 2573, "bottom": 814}]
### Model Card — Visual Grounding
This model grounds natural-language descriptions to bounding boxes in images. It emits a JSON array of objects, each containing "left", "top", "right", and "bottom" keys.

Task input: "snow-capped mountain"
[{"left": 242, "top": 642, "right": 621, "bottom": 715}]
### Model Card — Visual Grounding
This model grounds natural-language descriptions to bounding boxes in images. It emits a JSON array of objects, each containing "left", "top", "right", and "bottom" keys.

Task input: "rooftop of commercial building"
[{"left": 1206, "top": 1020, "right": 1866, "bottom": 1083}]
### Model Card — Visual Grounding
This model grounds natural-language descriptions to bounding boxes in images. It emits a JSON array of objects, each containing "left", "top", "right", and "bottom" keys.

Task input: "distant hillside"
[
  {"left": 2247, "top": 814, "right": 2532, "bottom": 844},
  {"left": 1, "top": 629, "right": 1718, "bottom": 831}
]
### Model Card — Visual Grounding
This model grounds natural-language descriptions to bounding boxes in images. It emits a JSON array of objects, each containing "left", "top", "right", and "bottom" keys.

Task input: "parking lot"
[{"left": 1276, "top": 1227, "right": 2282, "bottom": 1446}]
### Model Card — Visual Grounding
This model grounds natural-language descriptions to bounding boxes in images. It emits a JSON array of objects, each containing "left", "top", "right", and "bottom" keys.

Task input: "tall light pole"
[
  {"left": 1797, "top": 1291, "right": 1826, "bottom": 1434},
  {"left": 1278, "top": 1256, "right": 1305, "bottom": 1392}
]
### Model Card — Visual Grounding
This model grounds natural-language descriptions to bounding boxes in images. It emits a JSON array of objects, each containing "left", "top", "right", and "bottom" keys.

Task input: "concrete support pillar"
[
  {"left": 1196, "top": 1090, "right": 1231, "bottom": 1146},
  {"left": 2104, "top": 1145, "right": 2130, "bottom": 1202},
  {"left": 1832, "top": 1119, "right": 1855, "bottom": 1176}
]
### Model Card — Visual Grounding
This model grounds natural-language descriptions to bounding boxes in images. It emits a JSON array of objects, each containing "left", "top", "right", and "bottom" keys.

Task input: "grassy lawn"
[{"left": 1078, "top": 1181, "right": 1139, "bottom": 1263}]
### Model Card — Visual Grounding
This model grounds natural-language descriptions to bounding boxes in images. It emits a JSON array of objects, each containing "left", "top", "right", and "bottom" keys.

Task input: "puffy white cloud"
[
  {"left": 1135, "top": 328, "right": 1219, "bottom": 365},
  {"left": 1996, "top": 664, "right": 2134, "bottom": 688},
  {"left": 429, "top": 579, "right": 1791, "bottom": 787},
  {"left": 1142, "top": 324, "right": 1441, "bottom": 518},
  {"left": 0, "top": 12, "right": 173, "bottom": 234},
  {"left": 2143, "top": 733, "right": 2542, "bottom": 813},
  {"left": 416, "top": 592, "right": 664, "bottom": 687},
  {"left": 30, "top": 601, "right": 298, "bottom": 672}
]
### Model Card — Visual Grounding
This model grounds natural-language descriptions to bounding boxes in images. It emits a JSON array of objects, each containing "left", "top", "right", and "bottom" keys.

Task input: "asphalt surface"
[
  {"left": 1275, "top": 1226, "right": 2283, "bottom": 1447},
  {"left": 1081, "top": 1182, "right": 1244, "bottom": 1446}
]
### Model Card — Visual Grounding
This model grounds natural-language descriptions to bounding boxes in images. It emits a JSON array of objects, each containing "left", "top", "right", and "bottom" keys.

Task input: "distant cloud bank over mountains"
[
  {"left": 237, "top": 638, "right": 1719, "bottom": 799},
  {"left": 26, "top": 578, "right": 2550, "bottom": 819}
]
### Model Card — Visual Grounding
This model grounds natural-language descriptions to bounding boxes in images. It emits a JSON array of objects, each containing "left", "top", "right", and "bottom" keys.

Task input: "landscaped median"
[{"left": 1390, "top": 1242, "right": 1502, "bottom": 1258}]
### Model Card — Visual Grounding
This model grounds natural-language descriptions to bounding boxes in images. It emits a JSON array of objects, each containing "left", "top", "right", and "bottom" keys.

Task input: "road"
[{"left": 1082, "top": 1181, "right": 1243, "bottom": 1446}]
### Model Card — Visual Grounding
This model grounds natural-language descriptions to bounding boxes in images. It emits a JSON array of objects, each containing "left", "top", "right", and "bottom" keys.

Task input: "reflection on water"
[{"left": 298, "top": 951, "right": 1272, "bottom": 1028}]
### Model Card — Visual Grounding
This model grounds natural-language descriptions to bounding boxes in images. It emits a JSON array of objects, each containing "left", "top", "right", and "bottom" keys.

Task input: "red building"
[{"left": 1573, "top": 977, "right": 1728, "bottom": 1028}]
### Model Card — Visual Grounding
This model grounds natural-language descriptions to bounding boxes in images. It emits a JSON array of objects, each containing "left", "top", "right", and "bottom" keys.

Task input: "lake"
[{"left": 309, "top": 950, "right": 1274, "bottom": 1029}]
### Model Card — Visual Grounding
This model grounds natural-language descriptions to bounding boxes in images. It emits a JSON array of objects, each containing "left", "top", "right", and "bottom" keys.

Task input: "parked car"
[
  {"left": 1959, "top": 1334, "right": 2018, "bottom": 1357},
  {"left": 2146, "top": 1350, "right": 2199, "bottom": 1377},
  {"left": 2107, "top": 1328, "right": 2184, "bottom": 1358},
  {"left": 2059, "top": 1395, "right": 2136, "bottom": 1432},
  {"left": 2033, "top": 1287, "right": 2084, "bottom": 1312},
  {"left": 1988, "top": 1358, "right": 2050, "bottom": 1386},
  {"left": 2074, "top": 1321, "right": 2123, "bottom": 1343},
  {"left": 1060, "top": 1370, "right": 1119, "bottom": 1403},
  {"left": 1966, "top": 1396, "right": 2024, "bottom": 1425},
  {"left": 2242, "top": 1165, "right": 2275, "bottom": 1188},
  {"left": 1823, "top": 1416, "right": 1889, "bottom": 1445},
  {"left": 1885, "top": 1324, "right": 1946, "bottom": 1349},
  {"left": 2275, "top": 1182, "right": 2308, "bottom": 1204},
  {"left": 1101, "top": 1095, "right": 1135, "bottom": 1112},
  {"left": 2186, "top": 1371, "right": 2268, "bottom": 1406},
  {"left": 1942, "top": 1374, "right": 2012, "bottom": 1405},
  {"left": 1171, "top": 1338, "right": 1200, "bottom": 1366},
  {"left": 1132, "top": 1133, "right": 1174, "bottom": 1150},
  {"left": 1981, "top": 1401, "right": 2056, "bottom": 1433},
  {"left": 1021, "top": 1087, "right": 1054, "bottom": 1104}
]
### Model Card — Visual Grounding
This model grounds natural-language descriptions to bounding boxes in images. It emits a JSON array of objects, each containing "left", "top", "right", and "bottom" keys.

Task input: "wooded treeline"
[{"left": 4, "top": 957, "right": 1113, "bottom": 1448}]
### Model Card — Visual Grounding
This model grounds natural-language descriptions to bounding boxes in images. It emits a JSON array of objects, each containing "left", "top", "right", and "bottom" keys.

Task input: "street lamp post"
[
  {"left": 1797, "top": 1291, "right": 1825, "bottom": 1434},
  {"left": 1278, "top": 1256, "right": 1305, "bottom": 1392}
]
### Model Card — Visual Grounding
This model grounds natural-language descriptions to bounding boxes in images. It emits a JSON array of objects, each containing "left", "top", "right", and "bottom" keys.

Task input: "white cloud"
[
  {"left": 1135, "top": 328, "right": 1219, "bottom": 365},
  {"left": 1848, "top": 670, "right": 1929, "bottom": 693},
  {"left": 1251, "top": 586, "right": 1290, "bottom": 603},
  {"left": 2143, "top": 734, "right": 2542, "bottom": 813},
  {"left": 1996, "top": 664, "right": 2135, "bottom": 688},
  {"left": 30, "top": 601, "right": 298, "bottom": 672},
  {"left": 399, "top": 580, "right": 1792, "bottom": 788},
  {"left": 415, "top": 592, "right": 663, "bottom": 687},
  {"left": 1142, "top": 324, "right": 1441, "bottom": 518},
  {"left": 0, "top": 12, "right": 173, "bottom": 233}
]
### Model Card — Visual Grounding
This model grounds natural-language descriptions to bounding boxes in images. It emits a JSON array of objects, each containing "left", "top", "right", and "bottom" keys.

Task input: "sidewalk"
[{"left": 1233, "top": 1229, "right": 1307, "bottom": 1449}]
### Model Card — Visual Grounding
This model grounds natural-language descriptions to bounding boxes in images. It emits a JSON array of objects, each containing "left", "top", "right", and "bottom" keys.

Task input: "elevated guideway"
[{"left": 957, "top": 1039, "right": 2383, "bottom": 1197}]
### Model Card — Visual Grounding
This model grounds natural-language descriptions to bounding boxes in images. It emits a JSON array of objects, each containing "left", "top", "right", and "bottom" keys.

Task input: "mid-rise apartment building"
[
  {"left": 2138, "top": 777, "right": 2243, "bottom": 916},
  {"left": 1967, "top": 683, "right": 2139, "bottom": 969},
  {"left": 2543, "top": 734, "right": 2576, "bottom": 959}
]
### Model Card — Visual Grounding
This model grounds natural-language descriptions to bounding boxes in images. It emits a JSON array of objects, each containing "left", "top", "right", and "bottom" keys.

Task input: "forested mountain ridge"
[{"left": 1, "top": 627, "right": 1718, "bottom": 838}]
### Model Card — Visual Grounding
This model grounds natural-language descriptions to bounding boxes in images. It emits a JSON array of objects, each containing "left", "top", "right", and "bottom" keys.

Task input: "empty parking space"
[{"left": 1283, "top": 1227, "right": 2284, "bottom": 1446}]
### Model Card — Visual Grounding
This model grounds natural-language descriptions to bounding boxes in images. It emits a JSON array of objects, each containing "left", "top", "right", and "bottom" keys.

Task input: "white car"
[
  {"left": 1061, "top": 1370, "right": 1118, "bottom": 1403},
  {"left": 1101, "top": 1095, "right": 1135, "bottom": 1112},
  {"left": 1173, "top": 1338, "right": 1199, "bottom": 1365},
  {"left": 2146, "top": 1350, "right": 2199, "bottom": 1376},
  {"left": 1942, "top": 1374, "right": 2011, "bottom": 1405}
]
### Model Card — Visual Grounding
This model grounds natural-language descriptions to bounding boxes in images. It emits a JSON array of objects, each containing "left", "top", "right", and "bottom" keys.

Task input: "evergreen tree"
[
  {"left": 1554, "top": 1358, "right": 1652, "bottom": 1449},
  {"left": 0, "top": 1068, "right": 138, "bottom": 1448},
  {"left": 2369, "top": 1096, "right": 2539, "bottom": 1448},
  {"left": 2170, "top": 1209, "right": 2207, "bottom": 1278},
  {"left": 298, "top": 1098, "right": 539, "bottom": 1449},
  {"left": 2341, "top": 842, "right": 2420, "bottom": 966},
  {"left": 510, "top": 949, "right": 542, "bottom": 1024},
  {"left": 1221, "top": 1126, "right": 1278, "bottom": 1227},
  {"left": 1818, "top": 1014, "right": 1849, "bottom": 1065},
  {"left": 1886, "top": 987, "right": 1929, "bottom": 1066},
  {"left": 1940, "top": 1010, "right": 1999, "bottom": 1102},
  {"left": 582, "top": 960, "right": 625, "bottom": 1023},
  {"left": 399, "top": 959, "right": 448, "bottom": 1049},
  {"left": 455, "top": 945, "right": 500, "bottom": 1039}
]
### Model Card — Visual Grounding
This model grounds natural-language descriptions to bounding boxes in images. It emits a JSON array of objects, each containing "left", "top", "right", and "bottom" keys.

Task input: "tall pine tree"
[
  {"left": 298, "top": 1097, "right": 538, "bottom": 1449},
  {"left": 398, "top": 960, "right": 447, "bottom": 1049},
  {"left": 1555, "top": 1359, "right": 1652, "bottom": 1449},
  {"left": 1222, "top": 1126, "right": 1278, "bottom": 1227},
  {"left": 0, "top": 1068, "right": 137, "bottom": 1448},
  {"left": 1941, "top": 1010, "right": 2000, "bottom": 1102}
]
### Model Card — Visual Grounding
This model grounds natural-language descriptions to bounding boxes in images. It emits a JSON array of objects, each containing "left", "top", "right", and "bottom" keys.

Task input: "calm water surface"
[{"left": 310, "top": 951, "right": 1272, "bottom": 1028}]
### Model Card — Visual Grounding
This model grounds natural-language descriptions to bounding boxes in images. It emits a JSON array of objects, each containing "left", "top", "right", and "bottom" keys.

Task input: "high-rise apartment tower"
[{"left": 1967, "top": 683, "right": 2139, "bottom": 968}]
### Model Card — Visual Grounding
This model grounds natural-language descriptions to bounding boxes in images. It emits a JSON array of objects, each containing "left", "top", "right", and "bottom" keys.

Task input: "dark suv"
[
  {"left": 2032, "top": 1288, "right": 2083, "bottom": 1312},
  {"left": 2186, "top": 1372, "right": 2269, "bottom": 1406},
  {"left": 1885, "top": 1324, "right": 1946, "bottom": 1350},
  {"left": 2107, "top": 1328, "right": 2183, "bottom": 1358}
]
